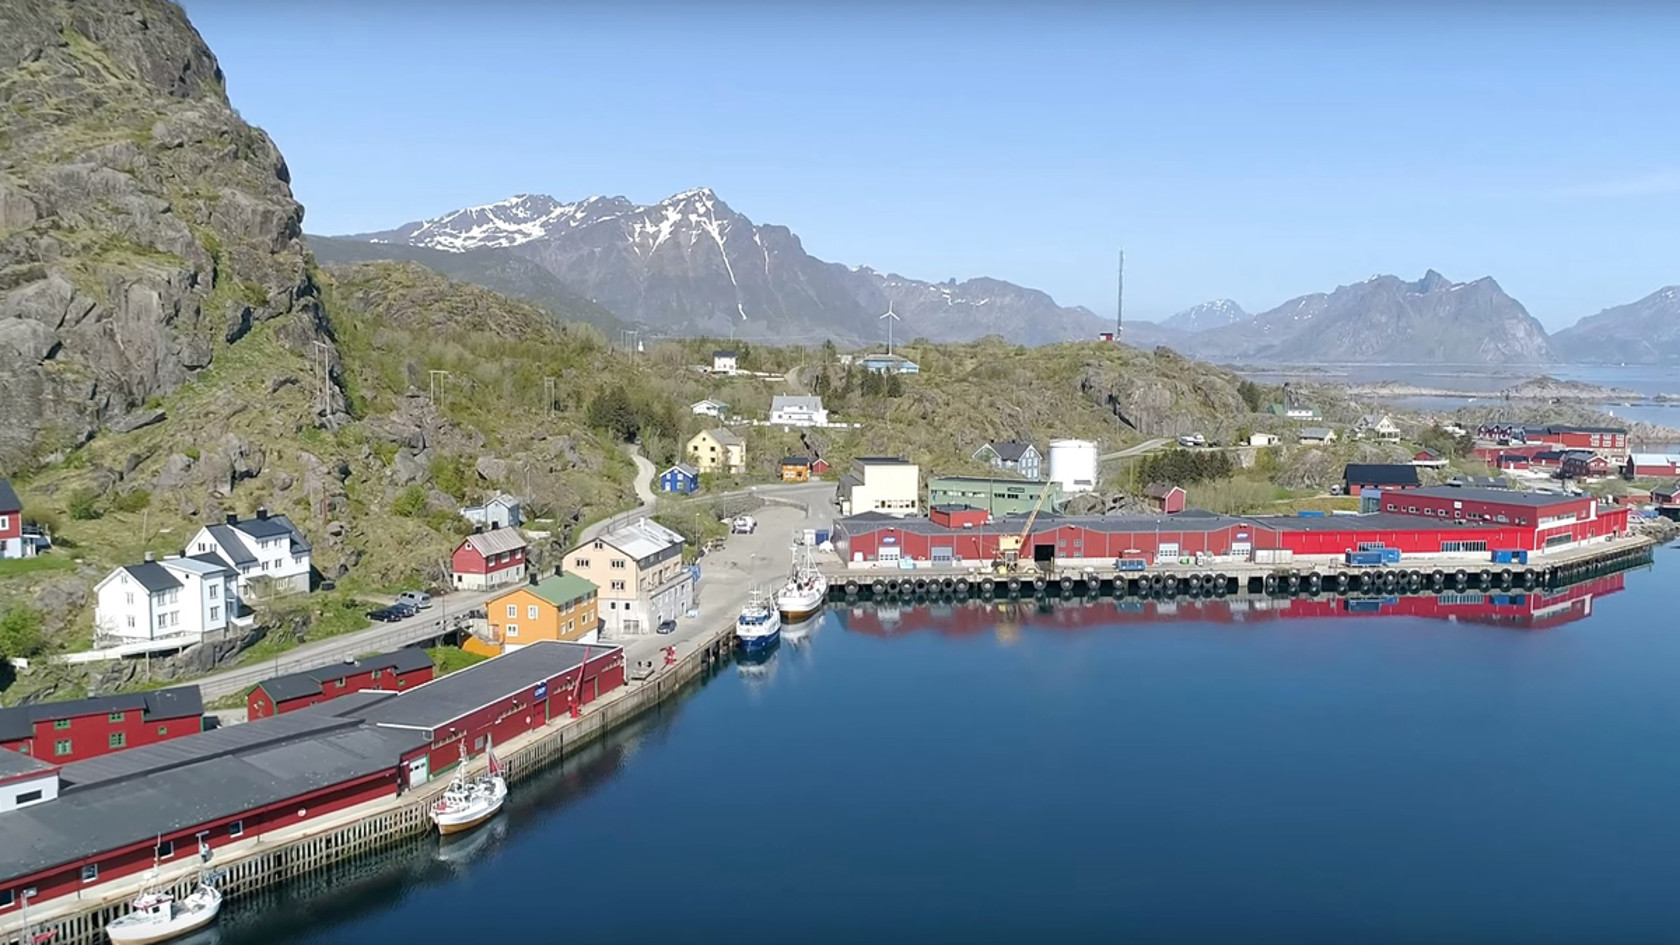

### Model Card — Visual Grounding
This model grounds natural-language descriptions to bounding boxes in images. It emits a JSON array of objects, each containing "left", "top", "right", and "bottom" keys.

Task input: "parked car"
[
  {"left": 396, "top": 590, "right": 432, "bottom": 610},
  {"left": 365, "top": 606, "right": 404, "bottom": 622},
  {"left": 657, "top": 618, "right": 677, "bottom": 635}
]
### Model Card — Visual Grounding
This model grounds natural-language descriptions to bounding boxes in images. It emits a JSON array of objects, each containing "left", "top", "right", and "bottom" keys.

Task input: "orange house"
[
  {"left": 780, "top": 455, "right": 812, "bottom": 482},
  {"left": 466, "top": 572, "right": 600, "bottom": 658}
]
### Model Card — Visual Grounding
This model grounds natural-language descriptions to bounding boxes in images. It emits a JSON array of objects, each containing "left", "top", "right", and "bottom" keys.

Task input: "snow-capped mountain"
[
  {"left": 1551, "top": 286, "right": 1680, "bottom": 364},
  {"left": 1162, "top": 299, "right": 1249, "bottom": 334},
  {"left": 340, "top": 189, "right": 1104, "bottom": 346}
]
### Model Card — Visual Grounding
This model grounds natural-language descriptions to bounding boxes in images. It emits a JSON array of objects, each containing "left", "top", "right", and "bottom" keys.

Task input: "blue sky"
[{"left": 180, "top": 1, "right": 1680, "bottom": 329}]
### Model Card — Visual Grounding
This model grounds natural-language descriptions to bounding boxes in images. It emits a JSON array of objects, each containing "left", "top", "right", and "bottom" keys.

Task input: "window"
[
  {"left": 0, "top": 515, "right": 6, "bottom": 530},
  {"left": 1440, "top": 540, "right": 1489, "bottom": 553},
  {"left": 156, "top": 840, "right": 174, "bottom": 858},
  {"left": 109, "top": 732, "right": 126, "bottom": 749},
  {"left": 108, "top": 710, "right": 125, "bottom": 723},
  {"left": 53, "top": 719, "right": 70, "bottom": 731},
  {"left": 16, "top": 789, "right": 42, "bottom": 805},
  {"left": 0, "top": 889, "right": 11, "bottom": 909},
  {"left": 54, "top": 739, "right": 71, "bottom": 756},
  {"left": 574, "top": 558, "right": 590, "bottom": 569},
  {"left": 158, "top": 726, "right": 168, "bottom": 735},
  {"left": 335, "top": 678, "right": 346, "bottom": 688},
  {"left": 210, "top": 606, "right": 219, "bottom": 621},
  {"left": 229, "top": 821, "right": 244, "bottom": 837},
  {"left": 371, "top": 668, "right": 382, "bottom": 680},
  {"left": 611, "top": 580, "right": 625, "bottom": 592},
  {"left": 506, "top": 624, "right": 519, "bottom": 638},
  {"left": 527, "top": 605, "right": 539, "bottom": 620},
  {"left": 127, "top": 615, "right": 136, "bottom": 628},
  {"left": 81, "top": 865, "right": 98, "bottom": 883},
  {"left": 506, "top": 604, "right": 517, "bottom": 618},
  {"left": 125, "top": 592, "right": 134, "bottom": 605},
  {"left": 611, "top": 559, "right": 626, "bottom": 570}
]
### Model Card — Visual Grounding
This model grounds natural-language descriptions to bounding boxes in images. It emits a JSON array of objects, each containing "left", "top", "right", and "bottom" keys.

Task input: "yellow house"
[
  {"left": 687, "top": 427, "right": 746, "bottom": 475},
  {"left": 465, "top": 572, "right": 600, "bottom": 657}
]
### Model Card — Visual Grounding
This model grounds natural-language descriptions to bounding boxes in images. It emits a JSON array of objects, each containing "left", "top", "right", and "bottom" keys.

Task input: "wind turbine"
[{"left": 879, "top": 302, "right": 900, "bottom": 357}]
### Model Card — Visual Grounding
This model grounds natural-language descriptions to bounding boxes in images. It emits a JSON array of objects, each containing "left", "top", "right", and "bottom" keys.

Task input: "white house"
[
  {"left": 838, "top": 457, "right": 921, "bottom": 516},
  {"left": 1299, "top": 427, "right": 1337, "bottom": 445},
  {"left": 769, "top": 395, "right": 829, "bottom": 428},
  {"left": 712, "top": 350, "right": 738, "bottom": 375},
  {"left": 1353, "top": 414, "right": 1402, "bottom": 441},
  {"left": 0, "top": 751, "right": 58, "bottom": 812},
  {"left": 972, "top": 440, "right": 1043, "bottom": 480},
  {"left": 185, "top": 508, "right": 312, "bottom": 597},
  {"left": 690, "top": 399, "right": 730, "bottom": 418},
  {"left": 1248, "top": 432, "right": 1281, "bottom": 447},
  {"left": 460, "top": 493, "right": 522, "bottom": 529},
  {"left": 93, "top": 553, "right": 235, "bottom": 645}
]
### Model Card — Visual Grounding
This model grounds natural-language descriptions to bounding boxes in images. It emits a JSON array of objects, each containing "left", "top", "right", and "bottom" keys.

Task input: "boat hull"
[
  {"left": 435, "top": 802, "right": 503, "bottom": 835},
  {"left": 431, "top": 776, "right": 507, "bottom": 835},
  {"left": 736, "top": 624, "right": 781, "bottom": 652},
  {"left": 107, "top": 888, "right": 221, "bottom": 945}
]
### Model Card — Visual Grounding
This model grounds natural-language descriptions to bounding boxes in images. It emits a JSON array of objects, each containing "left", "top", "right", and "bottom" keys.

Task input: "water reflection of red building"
[{"left": 838, "top": 574, "right": 1628, "bottom": 638}]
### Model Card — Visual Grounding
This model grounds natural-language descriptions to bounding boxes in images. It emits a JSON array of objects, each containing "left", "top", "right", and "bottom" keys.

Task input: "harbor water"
[{"left": 216, "top": 549, "right": 1679, "bottom": 945}]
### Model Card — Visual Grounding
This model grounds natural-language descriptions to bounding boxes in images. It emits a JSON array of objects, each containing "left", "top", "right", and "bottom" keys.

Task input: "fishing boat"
[
  {"left": 774, "top": 544, "right": 828, "bottom": 621},
  {"left": 429, "top": 739, "right": 508, "bottom": 836},
  {"left": 735, "top": 589, "right": 781, "bottom": 652},
  {"left": 106, "top": 846, "right": 222, "bottom": 945}
]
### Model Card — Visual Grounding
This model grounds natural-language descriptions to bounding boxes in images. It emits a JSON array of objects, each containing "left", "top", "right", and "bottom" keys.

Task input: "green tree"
[
  {"left": 587, "top": 386, "right": 641, "bottom": 441},
  {"left": 0, "top": 605, "right": 45, "bottom": 659},
  {"left": 1237, "top": 380, "right": 1266, "bottom": 413},
  {"left": 885, "top": 372, "right": 905, "bottom": 398}
]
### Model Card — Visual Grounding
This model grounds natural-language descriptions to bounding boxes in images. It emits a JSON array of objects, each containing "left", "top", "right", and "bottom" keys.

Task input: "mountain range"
[
  {"left": 331, "top": 191, "right": 1105, "bottom": 347},
  {"left": 329, "top": 196, "right": 1678, "bottom": 364}
]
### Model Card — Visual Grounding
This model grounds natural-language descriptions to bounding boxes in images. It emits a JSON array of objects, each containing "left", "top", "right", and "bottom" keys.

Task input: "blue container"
[
  {"left": 1345, "top": 550, "right": 1385, "bottom": 567},
  {"left": 814, "top": 530, "right": 831, "bottom": 545},
  {"left": 1381, "top": 548, "right": 1402, "bottom": 564},
  {"left": 1117, "top": 558, "right": 1148, "bottom": 572},
  {"left": 1298, "top": 510, "right": 1326, "bottom": 518},
  {"left": 1491, "top": 550, "right": 1514, "bottom": 564},
  {"left": 1515, "top": 550, "right": 1529, "bottom": 565}
]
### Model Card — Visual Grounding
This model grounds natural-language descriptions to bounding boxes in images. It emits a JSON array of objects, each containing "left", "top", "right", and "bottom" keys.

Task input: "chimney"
[
  {"left": 225, "top": 513, "right": 238, "bottom": 526},
  {"left": 528, "top": 572, "right": 539, "bottom": 586},
  {"left": 553, "top": 565, "right": 562, "bottom": 577},
  {"left": 256, "top": 507, "right": 270, "bottom": 521},
  {"left": 144, "top": 551, "right": 154, "bottom": 562},
  {"left": 489, "top": 521, "right": 498, "bottom": 531},
  {"left": 474, "top": 524, "right": 483, "bottom": 534}
]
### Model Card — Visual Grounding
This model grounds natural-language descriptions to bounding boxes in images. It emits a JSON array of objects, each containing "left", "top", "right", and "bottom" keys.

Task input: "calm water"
[{"left": 214, "top": 550, "right": 1680, "bottom": 945}]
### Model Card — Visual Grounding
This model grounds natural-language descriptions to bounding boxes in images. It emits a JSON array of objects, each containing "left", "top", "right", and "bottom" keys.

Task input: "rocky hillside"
[
  {"left": 1174, "top": 271, "right": 1555, "bottom": 365},
  {"left": 335, "top": 190, "right": 1105, "bottom": 346},
  {"left": 1550, "top": 286, "right": 1680, "bottom": 364},
  {"left": 0, "top": 0, "right": 348, "bottom": 472}
]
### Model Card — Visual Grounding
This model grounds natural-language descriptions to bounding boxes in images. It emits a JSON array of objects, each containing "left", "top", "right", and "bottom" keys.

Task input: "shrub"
[
  {"left": 391, "top": 485, "right": 426, "bottom": 518},
  {"left": 109, "top": 489, "right": 151, "bottom": 513},
  {"left": 0, "top": 605, "right": 46, "bottom": 659},
  {"left": 66, "top": 488, "right": 102, "bottom": 520}
]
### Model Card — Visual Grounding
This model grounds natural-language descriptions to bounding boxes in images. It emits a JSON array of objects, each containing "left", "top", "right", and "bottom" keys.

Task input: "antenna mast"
[{"left": 1116, "top": 248, "right": 1124, "bottom": 341}]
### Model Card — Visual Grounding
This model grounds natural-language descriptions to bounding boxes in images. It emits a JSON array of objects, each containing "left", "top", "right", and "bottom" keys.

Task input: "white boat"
[
  {"left": 430, "top": 739, "right": 508, "bottom": 836},
  {"left": 774, "top": 544, "right": 828, "bottom": 621},
  {"left": 735, "top": 590, "right": 782, "bottom": 652},
  {"left": 106, "top": 869, "right": 221, "bottom": 945}
]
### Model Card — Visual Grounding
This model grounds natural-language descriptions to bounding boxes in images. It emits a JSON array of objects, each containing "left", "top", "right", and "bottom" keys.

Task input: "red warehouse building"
[
  {"left": 247, "top": 649, "right": 435, "bottom": 720},
  {"left": 0, "top": 687, "right": 203, "bottom": 763},
  {"left": 1525, "top": 425, "right": 1629, "bottom": 457},
  {"left": 357, "top": 640, "right": 625, "bottom": 780},
  {"left": 1625, "top": 453, "right": 1680, "bottom": 479},
  {"left": 450, "top": 525, "right": 529, "bottom": 591},
  {"left": 1376, "top": 486, "right": 1629, "bottom": 551},
  {"left": 1343, "top": 464, "right": 1420, "bottom": 497},
  {"left": 0, "top": 712, "right": 428, "bottom": 912},
  {"left": 1560, "top": 450, "right": 1611, "bottom": 480}
]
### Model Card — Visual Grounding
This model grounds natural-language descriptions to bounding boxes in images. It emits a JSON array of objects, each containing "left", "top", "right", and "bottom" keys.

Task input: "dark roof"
[
  {"left": 286, "top": 689, "right": 400, "bottom": 720},
  {"left": 205, "top": 524, "right": 257, "bottom": 566},
  {"left": 930, "top": 475, "right": 1043, "bottom": 488},
  {"left": 781, "top": 455, "right": 811, "bottom": 466},
  {"left": 121, "top": 561, "right": 184, "bottom": 594},
  {"left": 0, "top": 479, "right": 19, "bottom": 512},
  {"left": 0, "top": 718, "right": 423, "bottom": 882},
  {"left": 1531, "top": 424, "right": 1627, "bottom": 435},
  {"left": 1407, "top": 486, "right": 1585, "bottom": 509},
  {"left": 0, "top": 686, "right": 203, "bottom": 742},
  {"left": 256, "top": 649, "right": 435, "bottom": 704},
  {"left": 188, "top": 549, "right": 238, "bottom": 573},
  {"left": 713, "top": 349, "right": 736, "bottom": 358},
  {"left": 233, "top": 513, "right": 312, "bottom": 553},
  {"left": 0, "top": 748, "right": 56, "bottom": 779},
  {"left": 988, "top": 440, "right": 1036, "bottom": 462},
  {"left": 1532, "top": 450, "right": 1565, "bottom": 461},
  {"left": 360, "top": 640, "right": 617, "bottom": 732},
  {"left": 856, "top": 456, "right": 911, "bottom": 465},
  {"left": 1343, "top": 464, "right": 1421, "bottom": 487},
  {"left": 837, "top": 509, "right": 1524, "bottom": 540},
  {"left": 1145, "top": 483, "right": 1184, "bottom": 498},
  {"left": 1415, "top": 448, "right": 1443, "bottom": 459},
  {"left": 57, "top": 712, "right": 350, "bottom": 790}
]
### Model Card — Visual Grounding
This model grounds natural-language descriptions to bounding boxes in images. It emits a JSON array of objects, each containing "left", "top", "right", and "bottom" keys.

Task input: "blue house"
[{"left": 659, "top": 463, "right": 700, "bottom": 495}]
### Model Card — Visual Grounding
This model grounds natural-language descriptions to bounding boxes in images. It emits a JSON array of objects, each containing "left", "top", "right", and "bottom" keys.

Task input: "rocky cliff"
[{"left": 0, "top": 0, "right": 344, "bottom": 471}]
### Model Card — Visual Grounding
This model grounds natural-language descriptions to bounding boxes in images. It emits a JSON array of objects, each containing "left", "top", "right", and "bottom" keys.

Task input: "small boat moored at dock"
[
  {"left": 430, "top": 739, "right": 508, "bottom": 836},
  {"left": 106, "top": 860, "right": 222, "bottom": 945},
  {"left": 775, "top": 544, "right": 828, "bottom": 621},
  {"left": 736, "top": 589, "right": 782, "bottom": 652}
]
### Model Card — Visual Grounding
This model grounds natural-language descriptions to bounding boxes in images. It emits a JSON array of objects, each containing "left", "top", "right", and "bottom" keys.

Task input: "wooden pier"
[{"left": 822, "top": 537, "right": 1656, "bottom": 603}]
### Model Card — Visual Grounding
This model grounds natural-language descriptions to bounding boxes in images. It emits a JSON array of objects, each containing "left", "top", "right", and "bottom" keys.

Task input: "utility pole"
[
  {"left": 544, "top": 376, "right": 557, "bottom": 417},
  {"left": 311, "top": 339, "right": 332, "bottom": 412},
  {"left": 1116, "top": 248, "right": 1124, "bottom": 342},
  {"left": 428, "top": 370, "right": 449, "bottom": 407}
]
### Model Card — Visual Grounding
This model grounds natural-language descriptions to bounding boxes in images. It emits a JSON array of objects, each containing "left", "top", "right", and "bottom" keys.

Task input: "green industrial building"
[{"left": 926, "top": 476, "right": 1060, "bottom": 517}]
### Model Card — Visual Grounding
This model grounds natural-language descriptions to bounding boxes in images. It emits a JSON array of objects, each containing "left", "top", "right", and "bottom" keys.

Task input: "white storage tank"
[{"left": 1047, "top": 439, "right": 1099, "bottom": 494}]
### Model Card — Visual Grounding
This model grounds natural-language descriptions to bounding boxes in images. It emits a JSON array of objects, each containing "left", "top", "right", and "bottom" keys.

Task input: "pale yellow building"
[
  {"left": 565, "top": 518, "right": 693, "bottom": 637},
  {"left": 687, "top": 427, "right": 746, "bottom": 475}
]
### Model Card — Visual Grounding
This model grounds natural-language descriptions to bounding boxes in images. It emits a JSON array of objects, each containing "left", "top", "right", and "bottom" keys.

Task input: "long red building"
[
  {"left": 247, "top": 649, "right": 435, "bottom": 720},
  {"left": 0, "top": 687, "right": 203, "bottom": 763},
  {"left": 833, "top": 487, "right": 1630, "bottom": 567}
]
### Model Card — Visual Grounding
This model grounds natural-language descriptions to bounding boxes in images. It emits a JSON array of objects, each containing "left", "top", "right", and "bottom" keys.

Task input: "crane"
[{"left": 994, "top": 478, "right": 1056, "bottom": 575}]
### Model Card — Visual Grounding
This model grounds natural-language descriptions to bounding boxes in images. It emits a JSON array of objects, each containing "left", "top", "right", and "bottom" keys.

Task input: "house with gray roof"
[
  {"left": 92, "top": 552, "right": 236, "bottom": 646},
  {"left": 972, "top": 440, "right": 1043, "bottom": 481},
  {"left": 184, "top": 507, "right": 312, "bottom": 598},
  {"left": 769, "top": 395, "right": 829, "bottom": 428}
]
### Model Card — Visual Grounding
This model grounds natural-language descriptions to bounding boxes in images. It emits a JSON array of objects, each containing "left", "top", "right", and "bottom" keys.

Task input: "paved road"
[
  {"left": 1100, "top": 437, "right": 1170, "bottom": 462},
  {"left": 579, "top": 448, "right": 658, "bottom": 544}
]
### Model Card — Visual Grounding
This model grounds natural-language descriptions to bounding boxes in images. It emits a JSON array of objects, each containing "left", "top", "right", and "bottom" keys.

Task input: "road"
[
  {"left": 1101, "top": 437, "right": 1170, "bottom": 462},
  {"left": 579, "top": 448, "right": 658, "bottom": 543}
]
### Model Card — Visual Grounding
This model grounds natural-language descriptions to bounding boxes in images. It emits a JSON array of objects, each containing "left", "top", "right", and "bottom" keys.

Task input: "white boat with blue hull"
[{"left": 736, "top": 590, "right": 781, "bottom": 652}]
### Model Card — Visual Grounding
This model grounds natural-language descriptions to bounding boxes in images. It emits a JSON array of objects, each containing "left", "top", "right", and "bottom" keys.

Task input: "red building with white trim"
[
  {"left": 0, "top": 687, "right": 203, "bottom": 763},
  {"left": 1145, "top": 483, "right": 1187, "bottom": 515},
  {"left": 450, "top": 525, "right": 529, "bottom": 591},
  {"left": 247, "top": 649, "right": 435, "bottom": 720},
  {"left": 1625, "top": 453, "right": 1680, "bottom": 479},
  {"left": 0, "top": 480, "right": 21, "bottom": 560},
  {"left": 1373, "top": 486, "right": 1629, "bottom": 551}
]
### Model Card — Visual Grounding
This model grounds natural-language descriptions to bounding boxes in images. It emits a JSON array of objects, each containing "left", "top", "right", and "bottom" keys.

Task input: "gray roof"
[
  {"left": 0, "top": 719, "right": 423, "bottom": 882},
  {"left": 190, "top": 550, "right": 238, "bottom": 572},
  {"left": 160, "top": 556, "right": 230, "bottom": 577},
  {"left": 0, "top": 479, "right": 19, "bottom": 512},
  {"left": 286, "top": 689, "right": 400, "bottom": 720},
  {"left": 460, "top": 528, "right": 528, "bottom": 558},
  {"left": 256, "top": 649, "right": 436, "bottom": 704},
  {"left": 360, "top": 640, "right": 618, "bottom": 732},
  {"left": 0, "top": 687, "right": 203, "bottom": 742},
  {"left": 205, "top": 524, "right": 256, "bottom": 566},
  {"left": 0, "top": 748, "right": 57, "bottom": 779},
  {"left": 1300, "top": 427, "right": 1335, "bottom": 439},
  {"left": 770, "top": 395, "right": 824, "bottom": 412},
  {"left": 122, "top": 562, "right": 183, "bottom": 594},
  {"left": 1406, "top": 486, "right": 1585, "bottom": 508},
  {"left": 986, "top": 440, "right": 1036, "bottom": 462},
  {"left": 233, "top": 513, "right": 312, "bottom": 553},
  {"left": 57, "top": 713, "right": 351, "bottom": 790},
  {"left": 836, "top": 509, "right": 1521, "bottom": 540},
  {"left": 856, "top": 456, "right": 912, "bottom": 465},
  {"left": 663, "top": 463, "right": 699, "bottom": 479},
  {"left": 1344, "top": 464, "right": 1421, "bottom": 487}
]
